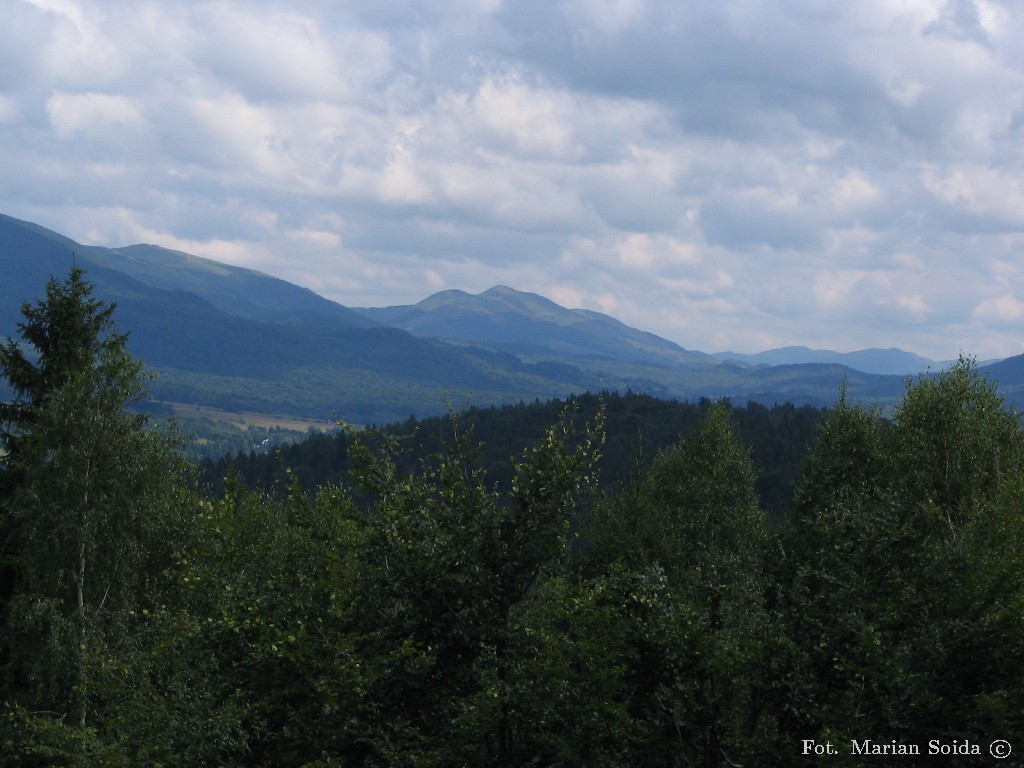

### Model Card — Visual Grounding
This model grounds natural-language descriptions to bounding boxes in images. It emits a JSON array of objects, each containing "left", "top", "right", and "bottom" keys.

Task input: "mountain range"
[
  {"left": 1, "top": 212, "right": 1019, "bottom": 425},
  {"left": 355, "top": 290, "right": 949, "bottom": 376},
  {"left": 711, "top": 347, "right": 946, "bottom": 376},
  {"left": 355, "top": 285, "right": 716, "bottom": 368}
]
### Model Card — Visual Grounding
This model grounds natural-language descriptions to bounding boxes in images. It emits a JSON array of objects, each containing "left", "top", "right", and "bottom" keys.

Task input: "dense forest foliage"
[
  {"left": 2, "top": 271, "right": 1023, "bottom": 767},
  {"left": 202, "top": 392, "right": 827, "bottom": 524}
]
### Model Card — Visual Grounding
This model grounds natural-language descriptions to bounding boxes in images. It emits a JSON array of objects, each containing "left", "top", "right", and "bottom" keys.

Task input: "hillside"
[
  {"left": 7, "top": 212, "right": 1019, "bottom": 429},
  {"left": 0, "top": 214, "right": 594, "bottom": 424},
  {"left": 204, "top": 392, "right": 830, "bottom": 523},
  {"left": 85, "top": 243, "right": 376, "bottom": 328},
  {"left": 356, "top": 285, "right": 717, "bottom": 368},
  {"left": 713, "top": 346, "right": 943, "bottom": 376}
]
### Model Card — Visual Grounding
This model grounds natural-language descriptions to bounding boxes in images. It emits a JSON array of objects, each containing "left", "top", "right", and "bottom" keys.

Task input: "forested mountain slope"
[
  {"left": 0, "top": 213, "right": 372, "bottom": 329},
  {"left": 5, "top": 273, "right": 1022, "bottom": 767},
  {"left": 356, "top": 284, "right": 716, "bottom": 367},
  {"left": 204, "top": 391, "right": 829, "bottom": 523},
  {"left": 0, "top": 214, "right": 596, "bottom": 423},
  {"left": 4, "top": 212, "right": 1020, "bottom": 428}
]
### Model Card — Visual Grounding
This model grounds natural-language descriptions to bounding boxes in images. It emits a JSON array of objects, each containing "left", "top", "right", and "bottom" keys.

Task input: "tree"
[
  {"left": 774, "top": 360, "right": 1024, "bottom": 764},
  {"left": 887, "top": 358, "right": 1024, "bottom": 746},
  {"left": 581, "top": 403, "right": 772, "bottom": 766},
  {"left": 144, "top": 475, "right": 361, "bottom": 767},
  {"left": 773, "top": 389, "right": 899, "bottom": 753},
  {"left": 891, "top": 356, "right": 1024, "bottom": 531},
  {"left": 0, "top": 268, "right": 194, "bottom": 763},
  {"left": 336, "top": 405, "right": 604, "bottom": 765}
]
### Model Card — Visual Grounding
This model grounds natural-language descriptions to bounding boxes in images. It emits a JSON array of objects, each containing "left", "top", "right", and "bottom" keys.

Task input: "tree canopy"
[
  {"left": 3, "top": 271, "right": 1023, "bottom": 766},
  {"left": 0, "top": 268, "right": 198, "bottom": 763}
]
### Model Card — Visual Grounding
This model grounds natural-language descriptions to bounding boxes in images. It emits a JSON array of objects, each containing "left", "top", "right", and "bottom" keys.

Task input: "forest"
[
  {"left": 2, "top": 270, "right": 1023, "bottom": 767},
  {"left": 201, "top": 391, "right": 828, "bottom": 525}
]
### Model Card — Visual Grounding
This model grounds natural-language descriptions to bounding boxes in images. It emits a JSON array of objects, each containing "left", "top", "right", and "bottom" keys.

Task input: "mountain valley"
[{"left": 2, "top": 212, "right": 1019, "bottom": 434}]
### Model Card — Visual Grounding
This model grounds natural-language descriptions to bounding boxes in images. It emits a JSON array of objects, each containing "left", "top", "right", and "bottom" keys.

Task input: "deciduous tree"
[{"left": 0, "top": 268, "right": 194, "bottom": 763}]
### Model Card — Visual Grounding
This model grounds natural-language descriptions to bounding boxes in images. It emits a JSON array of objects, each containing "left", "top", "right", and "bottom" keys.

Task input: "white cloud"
[
  {"left": 892, "top": 293, "right": 930, "bottom": 319},
  {"left": 187, "top": 5, "right": 392, "bottom": 104},
  {"left": 921, "top": 163, "right": 1024, "bottom": 227},
  {"left": 4, "top": 0, "right": 1024, "bottom": 360},
  {"left": 377, "top": 146, "right": 436, "bottom": 205},
  {"left": 0, "top": 96, "right": 21, "bottom": 124},
  {"left": 47, "top": 91, "right": 143, "bottom": 138},
  {"left": 561, "top": 0, "right": 647, "bottom": 35},
  {"left": 184, "top": 93, "right": 295, "bottom": 179},
  {"left": 974, "top": 294, "right": 1024, "bottom": 324},
  {"left": 615, "top": 233, "right": 698, "bottom": 271},
  {"left": 467, "top": 74, "right": 579, "bottom": 159},
  {"left": 830, "top": 170, "right": 883, "bottom": 211}
]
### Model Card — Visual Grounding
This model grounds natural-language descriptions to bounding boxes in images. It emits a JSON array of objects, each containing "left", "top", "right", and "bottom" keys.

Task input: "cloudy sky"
[{"left": 3, "top": 0, "right": 1024, "bottom": 360}]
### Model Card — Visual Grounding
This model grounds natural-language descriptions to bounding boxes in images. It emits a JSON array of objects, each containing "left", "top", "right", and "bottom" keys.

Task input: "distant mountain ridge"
[
  {"left": 3, "top": 211, "right": 1021, "bottom": 424},
  {"left": 713, "top": 346, "right": 945, "bottom": 376},
  {"left": 0, "top": 213, "right": 595, "bottom": 423},
  {"left": 85, "top": 243, "right": 376, "bottom": 328},
  {"left": 355, "top": 285, "right": 716, "bottom": 368},
  {"left": 357, "top": 288, "right": 954, "bottom": 377},
  {"left": 0, "top": 212, "right": 372, "bottom": 332}
]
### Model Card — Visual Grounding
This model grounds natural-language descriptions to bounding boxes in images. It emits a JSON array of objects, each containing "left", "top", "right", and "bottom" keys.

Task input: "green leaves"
[
  {"left": 775, "top": 358, "right": 1024, "bottom": 761},
  {"left": 0, "top": 268, "right": 201, "bottom": 762},
  {"left": 4, "top": 271, "right": 1023, "bottom": 766},
  {"left": 577, "top": 404, "right": 774, "bottom": 766},
  {"left": 892, "top": 356, "right": 1023, "bottom": 530},
  {"left": 337, "top": 405, "right": 606, "bottom": 764}
]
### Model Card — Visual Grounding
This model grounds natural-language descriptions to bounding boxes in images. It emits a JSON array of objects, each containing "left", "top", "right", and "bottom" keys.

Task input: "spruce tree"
[{"left": 0, "top": 268, "right": 192, "bottom": 762}]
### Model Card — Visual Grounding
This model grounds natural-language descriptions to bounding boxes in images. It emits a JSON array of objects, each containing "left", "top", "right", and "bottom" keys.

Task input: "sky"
[{"left": 2, "top": 0, "right": 1024, "bottom": 360}]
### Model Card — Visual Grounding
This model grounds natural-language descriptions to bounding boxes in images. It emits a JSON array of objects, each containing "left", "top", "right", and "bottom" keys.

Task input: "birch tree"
[{"left": 0, "top": 268, "right": 191, "bottom": 762}]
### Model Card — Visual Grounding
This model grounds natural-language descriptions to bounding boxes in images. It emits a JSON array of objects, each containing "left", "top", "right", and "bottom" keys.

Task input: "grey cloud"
[
  {"left": 497, "top": 0, "right": 1019, "bottom": 166},
  {"left": 699, "top": 198, "right": 821, "bottom": 252},
  {"left": 581, "top": 180, "right": 686, "bottom": 233},
  {"left": 3, "top": 0, "right": 1024, "bottom": 360},
  {"left": 498, "top": 3, "right": 882, "bottom": 136}
]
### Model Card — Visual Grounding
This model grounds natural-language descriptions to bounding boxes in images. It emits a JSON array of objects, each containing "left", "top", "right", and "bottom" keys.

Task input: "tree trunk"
[{"left": 77, "top": 510, "right": 87, "bottom": 730}]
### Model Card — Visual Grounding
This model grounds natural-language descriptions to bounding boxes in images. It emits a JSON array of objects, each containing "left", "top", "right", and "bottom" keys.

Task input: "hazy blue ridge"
[
  {"left": 354, "top": 284, "right": 718, "bottom": 368},
  {"left": 712, "top": 346, "right": 946, "bottom": 376},
  {"left": 4, "top": 211, "right": 1022, "bottom": 424},
  {"left": 976, "top": 355, "right": 1024, "bottom": 409},
  {"left": 85, "top": 243, "right": 377, "bottom": 328}
]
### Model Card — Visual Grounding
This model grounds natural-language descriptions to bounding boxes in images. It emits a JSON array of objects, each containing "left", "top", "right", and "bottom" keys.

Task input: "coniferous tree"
[{"left": 0, "top": 268, "right": 195, "bottom": 763}]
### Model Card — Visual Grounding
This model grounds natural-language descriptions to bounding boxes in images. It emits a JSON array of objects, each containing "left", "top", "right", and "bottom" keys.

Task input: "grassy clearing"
[{"left": 158, "top": 401, "right": 340, "bottom": 432}]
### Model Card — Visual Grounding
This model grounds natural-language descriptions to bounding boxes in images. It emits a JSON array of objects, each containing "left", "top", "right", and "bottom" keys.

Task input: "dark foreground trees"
[
  {"left": 3, "top": 270, "right": 1024, "bottom": 766},
  {"left": 580, "top": 404, "right": 772, "bottom": 765},
  {"left": 0, "top": 269, "right": 200, "bottom": 764},
  {"left": 773, "top": 362, "right": 1024, "bottom": 766}
]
